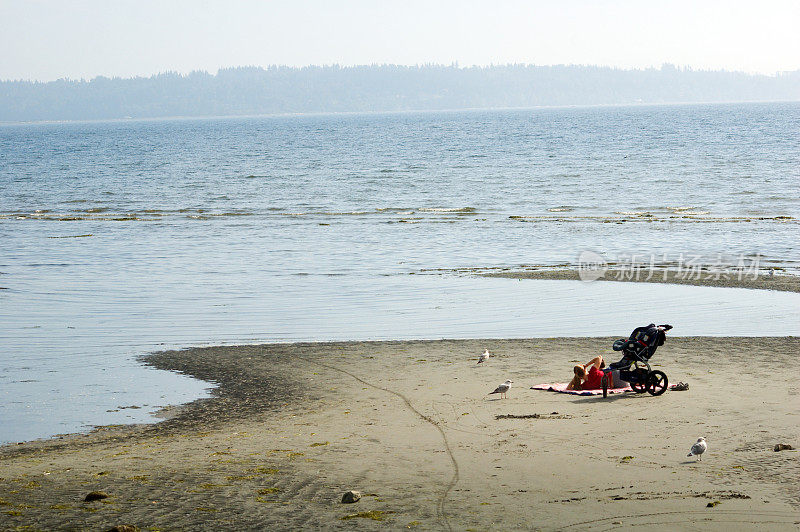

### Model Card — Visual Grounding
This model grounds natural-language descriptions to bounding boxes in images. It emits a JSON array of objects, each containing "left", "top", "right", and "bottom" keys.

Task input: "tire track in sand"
[{"left": 304, "top": 357, "right": 459, "bottom": 532}]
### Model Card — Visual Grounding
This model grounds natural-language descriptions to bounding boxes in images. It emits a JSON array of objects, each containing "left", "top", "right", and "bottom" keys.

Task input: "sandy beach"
[{"left": 1, "top": 336, "right": 798, "bottom": 530}]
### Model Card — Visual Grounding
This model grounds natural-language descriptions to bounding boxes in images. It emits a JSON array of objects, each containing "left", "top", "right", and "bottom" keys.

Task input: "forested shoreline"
[{"left": 2, "top": 64, "right": 799, "bottom": 121}]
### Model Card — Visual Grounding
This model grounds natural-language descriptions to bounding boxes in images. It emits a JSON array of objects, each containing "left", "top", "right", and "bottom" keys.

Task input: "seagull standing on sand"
[
  {"left": 489, "top": 380, "right": 513, "bottom": 399},
  {"left": 687, "top": 437, "right": 707, "bottom": 461},
  {"left": 478, "top": 349, "right": 490, "bottom": 364}
]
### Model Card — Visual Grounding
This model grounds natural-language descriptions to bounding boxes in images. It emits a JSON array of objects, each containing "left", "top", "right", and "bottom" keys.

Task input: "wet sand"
[{"left": 2, "top": 337, "right": 798, "bottom": 530}]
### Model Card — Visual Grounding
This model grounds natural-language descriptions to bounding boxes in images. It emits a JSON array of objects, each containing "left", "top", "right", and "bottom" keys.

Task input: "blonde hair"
[{"left": 567, "top": 365, "right": 585, "bottom": 390}]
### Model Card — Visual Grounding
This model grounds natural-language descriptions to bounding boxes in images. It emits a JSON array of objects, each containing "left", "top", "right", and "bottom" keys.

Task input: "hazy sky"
[{"left": 2, "top": 0, "right": 799, "bottom": 81}]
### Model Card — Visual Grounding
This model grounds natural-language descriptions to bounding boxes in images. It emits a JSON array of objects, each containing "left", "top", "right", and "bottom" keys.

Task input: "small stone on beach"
[
  {"left": 342, "top": 490, "right": 361, "bottom": 503},
  {"left": 84, "top": 491, "right": 109, "bottom": 502},
  {"left": 773, "top": 443, "right": 794, "bottom": 452},
  {"left": 107, "top": 525, "right": 138, "bottom": 532}
]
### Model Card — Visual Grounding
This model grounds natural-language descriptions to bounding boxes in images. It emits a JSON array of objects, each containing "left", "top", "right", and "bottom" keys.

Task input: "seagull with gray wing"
[
  {"left": 489, "top": 380, "right": 513, "bottom": 399},
  {"left": 477, "top": 349, "right": 490, "bottom": 364},
  {"left": 687, "top": 437, "right": 707, "bottom": 461}
]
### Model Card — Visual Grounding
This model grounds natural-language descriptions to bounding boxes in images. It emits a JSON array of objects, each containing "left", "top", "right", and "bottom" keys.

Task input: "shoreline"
[
  {"left": 2, "top": 337, "right": 798, "bottom": 529},
  {"left": 3, "top": 273, "right": 796, "bottom": 448}
]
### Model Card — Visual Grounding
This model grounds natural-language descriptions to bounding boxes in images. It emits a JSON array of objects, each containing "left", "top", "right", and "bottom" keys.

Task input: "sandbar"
[{"left": 481, "top": 269, "right": 800, "bottom": 293}]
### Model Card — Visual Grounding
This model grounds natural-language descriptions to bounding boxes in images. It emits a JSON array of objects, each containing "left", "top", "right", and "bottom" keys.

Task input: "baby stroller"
[{"left": 601, "top": 324, "right": 672, "bottom": 398}]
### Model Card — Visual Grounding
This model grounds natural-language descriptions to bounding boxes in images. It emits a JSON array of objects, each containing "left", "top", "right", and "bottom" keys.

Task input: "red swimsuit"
[{"left": 583, "top": 366, "right": 605, "bottom": 389}]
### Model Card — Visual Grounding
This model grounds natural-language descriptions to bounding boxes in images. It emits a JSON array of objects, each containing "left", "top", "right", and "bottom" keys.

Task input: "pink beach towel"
[{"left": 530, "top": 383, "right": 633, "bottom": 396}]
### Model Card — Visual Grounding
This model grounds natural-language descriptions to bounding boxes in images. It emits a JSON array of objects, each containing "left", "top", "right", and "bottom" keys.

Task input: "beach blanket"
[
  {"left": 531, "top": 383, "right": 681, "bottom": 395},
  {"left": 530, "top": 383, "right": 633, "bottom": 396}
]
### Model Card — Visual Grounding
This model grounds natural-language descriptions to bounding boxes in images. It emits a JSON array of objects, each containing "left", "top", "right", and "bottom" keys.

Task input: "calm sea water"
[{"left": 1, "top": 103, "right": 799, "bottom": 444}]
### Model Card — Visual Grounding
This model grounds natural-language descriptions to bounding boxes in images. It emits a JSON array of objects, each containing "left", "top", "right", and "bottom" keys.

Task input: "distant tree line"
[{"left": 1, "top": 64, "right": 799, "bottom": 122}]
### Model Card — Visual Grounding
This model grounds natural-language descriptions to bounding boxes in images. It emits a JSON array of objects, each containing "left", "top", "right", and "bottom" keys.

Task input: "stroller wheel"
[
  {"left": 630, "top": 368, "right": 648, "bottom": 393},
  {"left": 601, "top": 374, "right": 608, "bottom": 398},
  {"left": 646, "top": 370, "right": 668, "bottom": 396}
]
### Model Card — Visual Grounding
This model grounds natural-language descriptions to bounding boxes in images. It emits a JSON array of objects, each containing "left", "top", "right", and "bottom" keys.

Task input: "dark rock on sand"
[
  {"left": 773, "top": 443, "right": 794, "bottom": 452},
  {"left": 342, "top": 490, "right": 361, "bottom": 503},
  {"left": 107, "top": 526, "right": 138, "bottom": 532},
  {"left": 84, "top": 491, "right": 109, "bottom": 502}
]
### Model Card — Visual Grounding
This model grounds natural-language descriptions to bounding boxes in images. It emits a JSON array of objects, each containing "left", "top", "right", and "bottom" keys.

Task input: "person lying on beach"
[{"left": 567, "top": 355, "right": 610, "bottom": 390}]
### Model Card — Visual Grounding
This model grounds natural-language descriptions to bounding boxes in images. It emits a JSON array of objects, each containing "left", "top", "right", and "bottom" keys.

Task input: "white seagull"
[
  {"left": 489, "top": 380, "right": 513, "bottom": 399},
  {"left": 478, "top": 349, "right": 490, "bottom": 364},
  {"left": 687, "top": 437, "right": 707, "bottom": 461}
]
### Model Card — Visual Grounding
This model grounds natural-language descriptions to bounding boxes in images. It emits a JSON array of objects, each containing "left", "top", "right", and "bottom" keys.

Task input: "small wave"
[
  {"left": 375, "top": 207, "right": 415, "bottom": 213},
  {"left": 1, "top": 209, "right": 257, "bottom": 222},
  {"left": 186, "top": 212, "right": 254, "bottom": 220},
  {"left": 547, "top": 206, "right": 576, "bottom": 212},
  {"left": 54, "top": 214, "right": 146, "bottom": 221},
  {"left": 418, "top": 207, "right": 476, "bottom": 213},
  {"left": 667, "top": 206, "right": 703, "bottom": 212},
  {"left": 766, "top": 195, "right": 799, "bottom": 202},
  {"left": 614, "top": 211, "right": 656, "bottom": 217}
]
